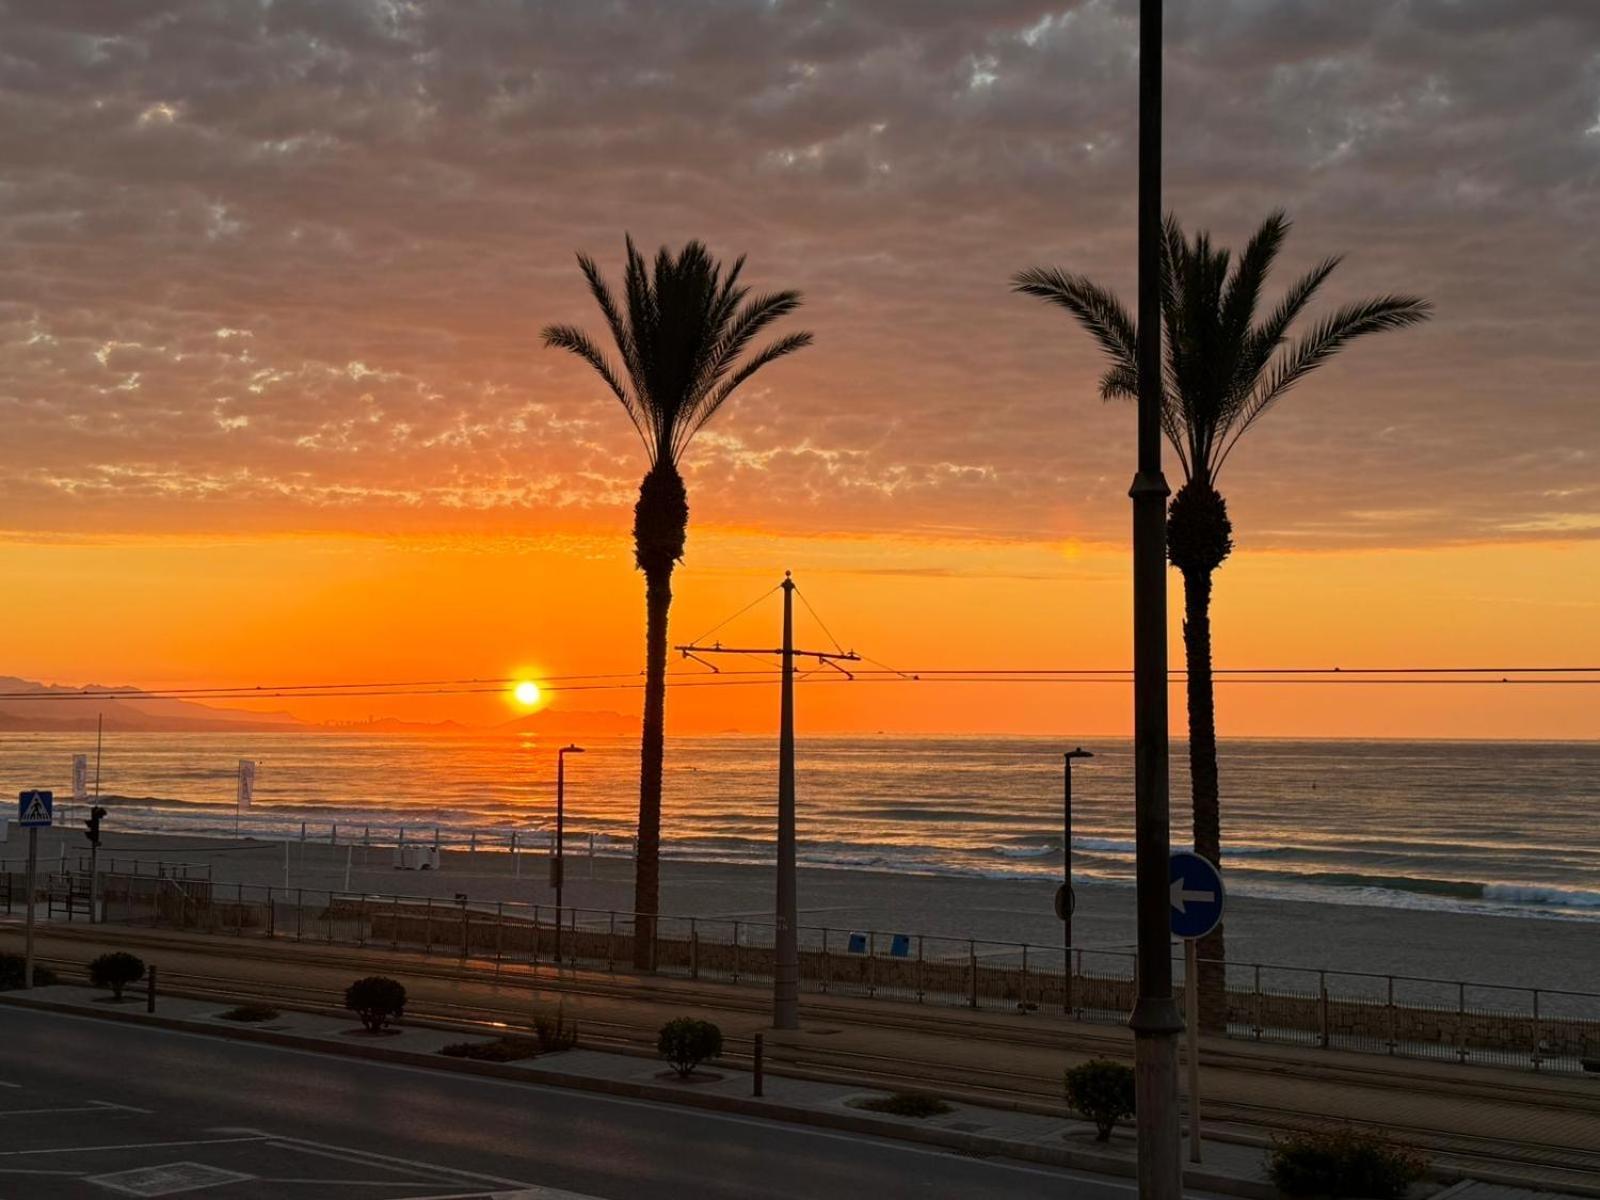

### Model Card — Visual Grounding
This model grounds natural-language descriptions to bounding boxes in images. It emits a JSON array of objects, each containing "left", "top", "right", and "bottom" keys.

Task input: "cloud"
[{"left": 0, "top": 0, "right": 1595, "bottom": 551}]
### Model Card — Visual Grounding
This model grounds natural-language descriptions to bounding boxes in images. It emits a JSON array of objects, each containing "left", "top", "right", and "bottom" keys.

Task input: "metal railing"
[{"left": 36, "top": 871, "right": 1597, "bottom": 1077}]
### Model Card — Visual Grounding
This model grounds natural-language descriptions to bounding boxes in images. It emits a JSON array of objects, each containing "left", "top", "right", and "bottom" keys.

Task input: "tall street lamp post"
[
  {"left": 1062, "top": 747, "right": 1093, "bottom": 1014},
  {"left": 1132, "top": 0, "right": 1184, "bottom": 1195},
  {"left": 555, "top": 743, "right": 584, "bottom": 962}
]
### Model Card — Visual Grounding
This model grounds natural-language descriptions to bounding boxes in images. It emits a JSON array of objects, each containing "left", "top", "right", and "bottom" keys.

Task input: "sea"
[{"left": 2, "top": 732, "right": 1597, "bottom": 926}]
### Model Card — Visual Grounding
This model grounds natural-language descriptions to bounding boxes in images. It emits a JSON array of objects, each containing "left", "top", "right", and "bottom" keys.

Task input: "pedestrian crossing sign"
[{"left": 18, "top": 789, "right": 53, "bottom": 828}]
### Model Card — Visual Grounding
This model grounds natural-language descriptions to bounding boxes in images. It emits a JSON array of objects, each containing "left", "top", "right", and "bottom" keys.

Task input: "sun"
[{"left": 513, "top": 680, "right": 542, "bottom": 708}]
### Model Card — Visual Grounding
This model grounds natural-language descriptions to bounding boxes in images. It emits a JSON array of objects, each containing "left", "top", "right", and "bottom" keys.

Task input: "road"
[{"left": 0, "top": 1008, "right": 1191, "bottom": 1199}]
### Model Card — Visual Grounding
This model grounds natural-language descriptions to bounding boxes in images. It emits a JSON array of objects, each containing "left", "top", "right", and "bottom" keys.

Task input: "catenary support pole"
[
  {"left": 774, "top": 573, "right": 800, "bottom": 1030},
  {"left": 1131, "top": 0, "right": 1184, "bottom": 1195}
]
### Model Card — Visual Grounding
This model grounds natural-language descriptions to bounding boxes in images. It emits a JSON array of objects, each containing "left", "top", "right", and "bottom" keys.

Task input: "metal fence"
[{"left": 16, "top": 870, "right": 1600, "bottom": 1076}]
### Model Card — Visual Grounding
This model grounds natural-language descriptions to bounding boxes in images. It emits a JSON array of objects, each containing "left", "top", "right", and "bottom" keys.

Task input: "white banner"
[
  {"left": 72, "top": 754, "right": 89, "bottom": 801},
  {"left": 237, "top": 759, "right": 257, "bottom": 808}
]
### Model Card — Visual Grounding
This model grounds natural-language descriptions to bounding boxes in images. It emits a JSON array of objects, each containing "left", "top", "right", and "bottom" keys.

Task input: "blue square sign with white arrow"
[
  {"left": 18, "top": 790, "right": 53, "bottom": 828},
  {"left": 1170, "top": 849, "right": 1225, "bottom": 941}
]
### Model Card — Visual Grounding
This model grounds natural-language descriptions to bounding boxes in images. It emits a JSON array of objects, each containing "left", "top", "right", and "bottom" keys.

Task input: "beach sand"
[{"left": 15, "top": 826, "right": 1599, "bottom": 998}]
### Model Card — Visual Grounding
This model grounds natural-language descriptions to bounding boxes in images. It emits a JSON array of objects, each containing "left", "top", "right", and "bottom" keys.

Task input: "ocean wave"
[{"left": 1483, "top": 883, "right": 1600, "bottom": 909}]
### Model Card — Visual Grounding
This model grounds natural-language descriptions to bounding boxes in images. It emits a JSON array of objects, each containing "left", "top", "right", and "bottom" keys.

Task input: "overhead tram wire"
[{"left": 3, "top": 664, "right": 1596, "bottom": 705}]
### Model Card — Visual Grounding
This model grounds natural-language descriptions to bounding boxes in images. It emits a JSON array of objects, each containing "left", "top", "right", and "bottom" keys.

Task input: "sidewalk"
[{"left": 7, "top": 921, "right": 1600, "bottom": 1196}]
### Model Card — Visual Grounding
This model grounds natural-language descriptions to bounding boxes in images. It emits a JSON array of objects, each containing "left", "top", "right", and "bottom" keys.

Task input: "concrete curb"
[{"left": 0, "top": 991, "right": 1275, "bottom": 1199}]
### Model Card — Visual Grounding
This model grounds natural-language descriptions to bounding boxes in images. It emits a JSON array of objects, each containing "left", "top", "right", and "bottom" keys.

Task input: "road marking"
[
  {"left": 0, "top": 1135, "right": 267, "bottom": 1158},
  {"left": 0, "top": 1105, "right": 143, "bottom": 1116},
  {"left": 260, "top": 1141, "right": 458, "bottom": 1184},
  {"left": 255, "top": 1134, "right": 532, "bottom": 1189}
]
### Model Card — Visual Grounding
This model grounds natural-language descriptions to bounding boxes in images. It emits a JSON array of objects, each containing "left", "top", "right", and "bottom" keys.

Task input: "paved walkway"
[{"left": 7, "top": 921, "right": 1600, "bottom": 1195}]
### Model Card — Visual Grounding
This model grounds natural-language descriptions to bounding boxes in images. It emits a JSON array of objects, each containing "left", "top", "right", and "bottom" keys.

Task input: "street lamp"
[
  {"left": 1062, "top": 747, "right": 1093, "bottom": 1015},
  {"left": 555, "top": 744, "right": 584, "bottom": 962}
]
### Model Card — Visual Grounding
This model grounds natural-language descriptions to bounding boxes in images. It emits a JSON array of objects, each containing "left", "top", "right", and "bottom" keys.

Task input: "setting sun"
[{"left": 512, "top": 680, "right": 541, "bottom": 708}]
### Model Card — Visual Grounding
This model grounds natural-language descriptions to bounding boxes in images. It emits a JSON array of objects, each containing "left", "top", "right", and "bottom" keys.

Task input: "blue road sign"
[
  {"left": 18, "top": 790, "right": 54, "bottom": 829},
  {"left": 1169, "top": 850, "right": 1225, "bottom": 941}
]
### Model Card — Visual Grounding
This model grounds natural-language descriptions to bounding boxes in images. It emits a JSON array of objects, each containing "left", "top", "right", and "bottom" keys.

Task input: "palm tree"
[
  {"left": 1014, "top": 211, "right": 1430, "bottom": 1026},
  {"left": 543, "top": 237, "right": 812, "bottom": 967}
]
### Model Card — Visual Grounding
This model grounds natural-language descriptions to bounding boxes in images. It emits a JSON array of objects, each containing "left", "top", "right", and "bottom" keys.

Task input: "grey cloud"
[{"left": 0, "top": 0, "right": 1595, "bottom": 549}]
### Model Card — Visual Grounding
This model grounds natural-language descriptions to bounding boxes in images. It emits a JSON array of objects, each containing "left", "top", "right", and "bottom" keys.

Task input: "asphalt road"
[{"left": 0, "top": 1007, "right": 1201, "bottom": 1199}]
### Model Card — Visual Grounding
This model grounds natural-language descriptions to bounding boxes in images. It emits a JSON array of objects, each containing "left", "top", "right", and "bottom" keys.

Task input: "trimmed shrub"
[
  {"left": 88, "top": 952, "right": 145, "bottom": 1001},
  {"left": 657, "top": 1017, "right": 723, "bottom": 1078},
  {"left": 1268, "top": 1126, "right": 1426, "bottom": 1199},
  {"left": 218, "top": 1004, "right": 279, "bottom": 1023},
  {"left": 0, "top": 954, "right": 58, "bottom": 990},
  {"left": 1064, "top": 1058, "right": 1135, "bottom": 1142},
  {"left": 859, "top": 1091, "right": 952, "bottom": 1118},
  {"left": 344, "top": 975, "right": 406, "bottom": 1033},
  {"left": 440, "top": 1036, "right": 541, "bottom": 1062},
  {"left": 533, "top": 1005, "right": 578, "bottom": 1053}
]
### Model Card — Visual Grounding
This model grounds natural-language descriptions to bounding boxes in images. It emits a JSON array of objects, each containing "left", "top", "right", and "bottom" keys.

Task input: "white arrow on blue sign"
[
  {"left": 1169, "top": 849, "right": 1224, "bottom": 940},
  {"left": 18, "top": 790, "right": 54, "bottom": 829}
]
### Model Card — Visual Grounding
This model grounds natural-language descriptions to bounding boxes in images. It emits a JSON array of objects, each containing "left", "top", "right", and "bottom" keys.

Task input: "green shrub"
[
  {"left": 657, "top": 1017, "right": 723, "bottom": 1078},
  {"left": 344, "top": 975, "right": 406, "bottom": 1033},
  {"left": 88, "top": 952, "right": 145, "bottom": 1001},
  {"left": 1268, "top": 1126, "right": 1426, "bottom": 1199},
  {"left": 1064, "top": 1058, "right": 1135, "bottom": 1142},
  {"left": 533, "top": 1004, "right": 578, "bottom": 1053},
  {"left": 218, "top": 1004, "right": 279, "bottom": 1023},
  {"left": 0, "top": 954, "right": 57, "bottom": 990},
  {"left": 858, "top": 1091, "right": 952, "bottom": 1118},
  {"left": 440, "top": 1036, "right": 541, "bottom": 1062}
]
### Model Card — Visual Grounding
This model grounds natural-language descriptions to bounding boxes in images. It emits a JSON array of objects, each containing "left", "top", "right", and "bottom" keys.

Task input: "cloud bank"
[{"left": 0, "top": 0, "right": 1595, "bottom": 550}]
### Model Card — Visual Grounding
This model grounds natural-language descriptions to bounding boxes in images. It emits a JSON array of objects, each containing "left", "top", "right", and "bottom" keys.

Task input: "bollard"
[
  {"left": 753, "top": 1033, "right": 764, "bottom": 1097},
  {"left": 146, "top": 964, "right": 157, "bottom": 1013}
]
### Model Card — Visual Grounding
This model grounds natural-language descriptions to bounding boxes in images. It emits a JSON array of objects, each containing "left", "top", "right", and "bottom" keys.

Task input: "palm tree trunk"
[
  {"left": 633, "top": 561, "right": 672, "bottom": 969},
  {"left": 1182, "top": 565, "right": 1227, "bottom": 1032}
]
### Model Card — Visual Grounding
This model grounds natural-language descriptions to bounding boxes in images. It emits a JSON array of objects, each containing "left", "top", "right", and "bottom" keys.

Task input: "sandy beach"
[{"left": 15, "top": 825, "right": 1599, "bottom": 999}]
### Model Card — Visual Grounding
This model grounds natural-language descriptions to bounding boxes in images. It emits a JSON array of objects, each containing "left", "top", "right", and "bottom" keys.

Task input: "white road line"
[
  {"left": 260, "top": 1141, "right": 455, "bottom": 1183},
  {"left": 0, "top": 1134, "right": 268, "bottom": 1158},
  {"left": 0, "top": 1106, "right": 133, "bottom": 1116},
  {"left": 257, "top": 1134, "right": 532, "bottom": 1189}
]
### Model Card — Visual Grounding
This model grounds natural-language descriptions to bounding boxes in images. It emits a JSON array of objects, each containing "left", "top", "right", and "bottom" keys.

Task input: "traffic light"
[{"left": 84, "top": 804, "right": 107, "bottom": 847}]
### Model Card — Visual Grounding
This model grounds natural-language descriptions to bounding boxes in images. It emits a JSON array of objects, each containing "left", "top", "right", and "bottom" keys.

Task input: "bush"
[
  {"left": 344, "top": 976, "right": 406, "bottom": 1033},
  {"left": 440, "top": 1035, "right": 541, "bottom": 1062},
  {"left": 88, "top": 952, "right": 145, "bottom": 1001},
  {"left": 533, "top": 1004, "right": 578, "bottom": 1053},
  {"left": 218, "top": 1004, "right": 279, "bottom": 1023},
  {"left": 1268, "top": 1126, "right": 1426, "bottom": 1199},
  {"left": 0, "top": 954, "right": 58, "bottom": 991},
  {"left": 1065, "top": 1058, "right": 1135, "bottom": 1142},
  {"left": 858, "top": 1091, "right": 952, "bottom": 1118},
  {"left": 657, "top": 1017, "right": 723, "bottom": 1078}
]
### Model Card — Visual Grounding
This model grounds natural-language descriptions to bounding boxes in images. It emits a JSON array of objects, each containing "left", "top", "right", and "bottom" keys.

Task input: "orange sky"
[{"left": 2, "top": 527, "right": 1594, "bottom": 739}]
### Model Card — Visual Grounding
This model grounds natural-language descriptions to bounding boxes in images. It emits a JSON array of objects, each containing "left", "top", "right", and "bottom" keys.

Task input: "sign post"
[
  {"left": 1170, "top": 850, "right": 1225, "bottom": 1164},
  {"left": 19, "top": 790, "right": 54, "bottom": 989}
]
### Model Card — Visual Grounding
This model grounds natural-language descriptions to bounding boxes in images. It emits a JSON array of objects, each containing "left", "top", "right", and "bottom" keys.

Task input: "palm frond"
[
  {"left": 1214, "top": 294, "right": 1433, "bottom": 472},
  {"left": 679, "top": 329, "right": 814, "bottom": 457},
  {"left": 540, "top": 323, "right": 647, "bottom": 452},
  {"left": 1012, "top": 268, "right": 1138, "bottom": 377}
]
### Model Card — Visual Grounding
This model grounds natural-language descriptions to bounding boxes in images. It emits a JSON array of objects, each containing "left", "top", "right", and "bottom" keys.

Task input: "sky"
[{"left": 0, "top": 1, "right": 1596, "bottom": 738}]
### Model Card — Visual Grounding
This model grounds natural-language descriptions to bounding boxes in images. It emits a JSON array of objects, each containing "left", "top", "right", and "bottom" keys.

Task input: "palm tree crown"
[
  {"left": 1014, "top": 211, "right": 1431, "bottom": 568},
  {"left": 543, "top": 237, "right": 811, "bottom": 474}
]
